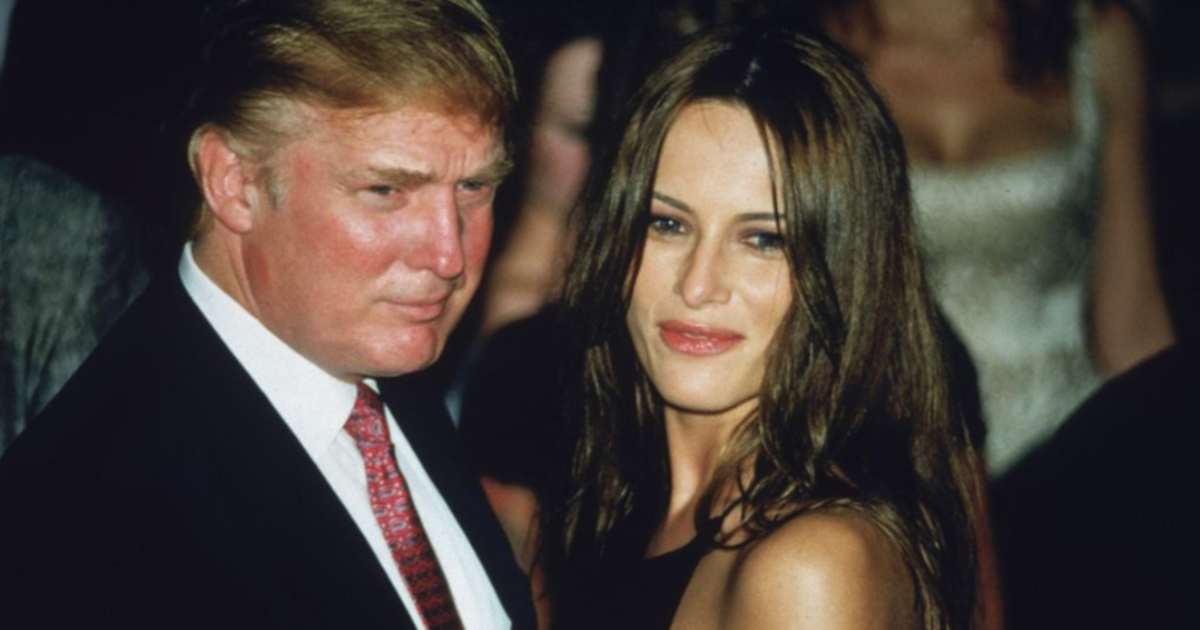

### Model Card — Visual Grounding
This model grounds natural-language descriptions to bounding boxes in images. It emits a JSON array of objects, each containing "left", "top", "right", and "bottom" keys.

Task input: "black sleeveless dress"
[{"left": 556, "top": 536, "right": 709, "bottom": 630}]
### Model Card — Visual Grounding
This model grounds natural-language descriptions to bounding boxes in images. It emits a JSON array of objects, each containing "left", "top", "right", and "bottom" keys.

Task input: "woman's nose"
[{"left": 676, "top": 240, "right": 731, "bottom": 308}]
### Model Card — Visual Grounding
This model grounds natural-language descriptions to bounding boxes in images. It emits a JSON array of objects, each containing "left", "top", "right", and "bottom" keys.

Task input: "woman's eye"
[
  {"left": 746, "top": 231, "right": 785, "bottom": 252},
  {"left": 648, "top": 215, "right": 685, "bottom": 235}
]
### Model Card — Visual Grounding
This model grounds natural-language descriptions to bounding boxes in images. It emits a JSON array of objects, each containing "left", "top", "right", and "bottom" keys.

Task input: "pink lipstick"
[{"left": 658, "top": 320, "right": 744, "bottom": 356}]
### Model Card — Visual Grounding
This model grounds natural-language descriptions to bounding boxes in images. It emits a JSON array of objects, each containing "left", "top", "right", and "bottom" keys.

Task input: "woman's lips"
[{"left": 658, "top": 320, "right": 745, "bottom": 356}]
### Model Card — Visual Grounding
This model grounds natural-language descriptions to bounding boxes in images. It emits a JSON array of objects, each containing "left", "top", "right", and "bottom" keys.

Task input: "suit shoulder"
[
  {"left": 726, "top": 509, "right": 917, "bottom": 629},
  {"left": 2, "top": 286, "right": 189, "bottom": 475}
]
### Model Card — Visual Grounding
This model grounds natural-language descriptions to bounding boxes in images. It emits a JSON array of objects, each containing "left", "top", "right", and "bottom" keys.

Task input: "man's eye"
[
  {"left": 456, "top": 180, "right": 498, "bottom": 210},
  {"left": 648, "top": 215, "right": 685, "bottom": 235},
  {"left": 459, "top": 179, "right": 492, "bottom": 194},
  {"left": 367, "top": 185, "right": 395, "bottom": 197}
]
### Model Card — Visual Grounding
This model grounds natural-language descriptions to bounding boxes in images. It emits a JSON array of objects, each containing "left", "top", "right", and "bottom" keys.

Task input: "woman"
[
  {"left": 815, "top": 0, "right": 1175, "bottom": 475},
  {"left": 477, "top": 0, "right": 609, "bottom": 337},
  {"left": 538, "top": 24, "right": 980, "bottom": 629}
]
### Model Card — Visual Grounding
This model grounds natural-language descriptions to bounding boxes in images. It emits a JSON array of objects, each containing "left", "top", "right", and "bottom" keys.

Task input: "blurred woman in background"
[{"left": 813, "top": 0, "right": 1174, "bottom": 475}]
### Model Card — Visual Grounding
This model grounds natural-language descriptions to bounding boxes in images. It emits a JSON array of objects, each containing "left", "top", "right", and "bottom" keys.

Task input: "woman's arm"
[
  {"left": 972, "top": 457, "right": 1005, "bottom": 630},
  {"left": 480, "top": 476, "right": 551, "bottom": 629},
  {"left": 1090, "top": 2, "right": 1175, "bottom": 375},
  {"left": 722, "top": 512, "right": 917, "bottom": 630}
]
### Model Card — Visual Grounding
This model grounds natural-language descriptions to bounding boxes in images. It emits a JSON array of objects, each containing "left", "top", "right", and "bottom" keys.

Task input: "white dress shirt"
[{"left": 179, "top": 244, "right": 510, "bottom": 629}]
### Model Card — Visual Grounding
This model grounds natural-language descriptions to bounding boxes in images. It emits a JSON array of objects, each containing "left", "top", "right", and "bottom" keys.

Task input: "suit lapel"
[
  {"left": 380, "top": 373, "right": 537, "bottom": 629},
  {"left": 151, "top": 279, "right": 417, "bottom": 630}
]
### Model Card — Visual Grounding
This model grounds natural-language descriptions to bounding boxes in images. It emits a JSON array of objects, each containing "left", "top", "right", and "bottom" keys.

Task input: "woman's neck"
[{"left": 649, "top": 401, "right": 755, "bottom": 554}]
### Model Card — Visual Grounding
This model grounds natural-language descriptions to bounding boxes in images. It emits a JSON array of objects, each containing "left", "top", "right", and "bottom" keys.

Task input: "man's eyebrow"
[
  {"left": 365, "top": 166, "right": 434, "bottom": 188},
  {"left": 471, "top": 154, "right": 515, "bottom": 182},
  {"left": 360, "top": 151, "right": 513, "bottom": 187}
]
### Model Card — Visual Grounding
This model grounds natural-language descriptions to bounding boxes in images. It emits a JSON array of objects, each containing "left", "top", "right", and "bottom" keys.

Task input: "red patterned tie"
[{"left": 345, "top": 382, "right": 464, "bottom": 630}]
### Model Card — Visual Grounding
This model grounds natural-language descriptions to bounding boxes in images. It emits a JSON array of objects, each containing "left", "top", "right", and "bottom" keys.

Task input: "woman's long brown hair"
[{"left": 541, "top": 24, "right": 981, "bottom": 629}]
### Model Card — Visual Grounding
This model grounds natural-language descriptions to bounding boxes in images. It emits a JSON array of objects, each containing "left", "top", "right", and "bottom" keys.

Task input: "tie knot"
[{"left": 345, "top": 382, "right": 390, "bottom": 446}]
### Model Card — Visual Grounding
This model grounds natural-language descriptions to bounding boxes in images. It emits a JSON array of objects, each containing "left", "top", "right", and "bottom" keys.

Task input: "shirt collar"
[{"left": 178, "top": 242, "right": 359, "bottom": 456}]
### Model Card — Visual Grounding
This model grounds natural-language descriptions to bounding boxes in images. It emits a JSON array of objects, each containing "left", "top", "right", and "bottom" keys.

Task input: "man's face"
[{"left": 239, "top": 104, "right": 505, "bottom": 381}]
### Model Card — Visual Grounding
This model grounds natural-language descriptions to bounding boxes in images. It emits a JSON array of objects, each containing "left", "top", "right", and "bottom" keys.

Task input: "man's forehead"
[
  {"left": 312, "top": 99, "right": 493, "bottom": 133},
  {"left": 288, "top": 103, "right": 505, "bottom": 181},
  {"left": 302, "top": 100, "right": 502, "bottom": 152}
]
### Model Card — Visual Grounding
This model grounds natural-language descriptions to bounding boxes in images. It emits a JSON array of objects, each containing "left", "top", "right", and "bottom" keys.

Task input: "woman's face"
[
  {"left": 625, "top": 102, "right": 793, "bottom": 420},
  {"left": 526, "top": 38, "right": 602, "bottom": 215}
]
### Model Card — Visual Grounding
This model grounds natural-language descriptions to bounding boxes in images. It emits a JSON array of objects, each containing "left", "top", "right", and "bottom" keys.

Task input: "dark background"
[{"left": 0, "top": 0, "right": 1194, "bottom": 339}]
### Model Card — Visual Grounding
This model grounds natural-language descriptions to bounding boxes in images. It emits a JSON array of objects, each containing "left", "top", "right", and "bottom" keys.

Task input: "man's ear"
[{"left": 195, "top": 129, "right": 259, "bottom": 234}]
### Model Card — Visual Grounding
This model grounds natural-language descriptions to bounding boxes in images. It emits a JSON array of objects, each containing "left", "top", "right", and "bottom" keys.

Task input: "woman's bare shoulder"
[{"left": 723, "top": 509, "right": 917, "bottom": 629}]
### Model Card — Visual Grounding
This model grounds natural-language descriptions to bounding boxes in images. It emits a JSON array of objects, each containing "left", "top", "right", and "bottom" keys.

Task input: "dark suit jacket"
[{"left": 0, "top": 276, "right": 535, "bottom": 629}]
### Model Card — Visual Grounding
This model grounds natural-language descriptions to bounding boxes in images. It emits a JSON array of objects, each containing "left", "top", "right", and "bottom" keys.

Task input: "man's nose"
[
  {"left": 407, "top": 188, "right": 465, "bottom": 280},
  {"left": 676, "top": 239, "right": 731, "bottom": 308}
]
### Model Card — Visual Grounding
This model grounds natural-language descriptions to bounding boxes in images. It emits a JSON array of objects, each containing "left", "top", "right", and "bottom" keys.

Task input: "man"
[{"left": 0, "top": 1, "right": 534, "bottom": 628}]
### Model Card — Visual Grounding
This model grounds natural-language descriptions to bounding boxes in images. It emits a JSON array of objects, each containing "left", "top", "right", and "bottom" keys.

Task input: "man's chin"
[
  {"left": 364, "top": 340, "right": 445, "bottom": 378},
  {"left": 325, "top": 322, "right": 453, "bottom": 380}
]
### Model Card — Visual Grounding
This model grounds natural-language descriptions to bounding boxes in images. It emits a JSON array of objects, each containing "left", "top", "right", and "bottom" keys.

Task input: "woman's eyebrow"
[
  {"left": 651, "top": 191, "right": 692, "bottom": 213},
  {"left": 735, "top": 212, "right": 779, "bottom": 222},
  {"left": 653, "top": 192, "right": 780, "bottom": 223}
]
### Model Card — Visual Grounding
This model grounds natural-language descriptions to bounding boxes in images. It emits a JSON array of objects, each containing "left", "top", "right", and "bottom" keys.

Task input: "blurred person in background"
[
  {"left": 477, "top": 1, "right": 609, "bottom": 337},
  {"left": 0, "top": 155, "right": 148, "bottom": 456},
  {"left": 456, "top": 2, "right": 617, "bottom": 554},
  {"left": 806, "top": 0, "right": 1174, "bottom": 478},
  {"left": 0, "top": 0, "right": 13, "bottom": 73}
]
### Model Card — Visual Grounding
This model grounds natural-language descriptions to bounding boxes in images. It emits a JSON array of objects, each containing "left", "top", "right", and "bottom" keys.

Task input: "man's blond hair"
[{"left": 185, "top": 0, "right": 516, "bottom": 233}]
